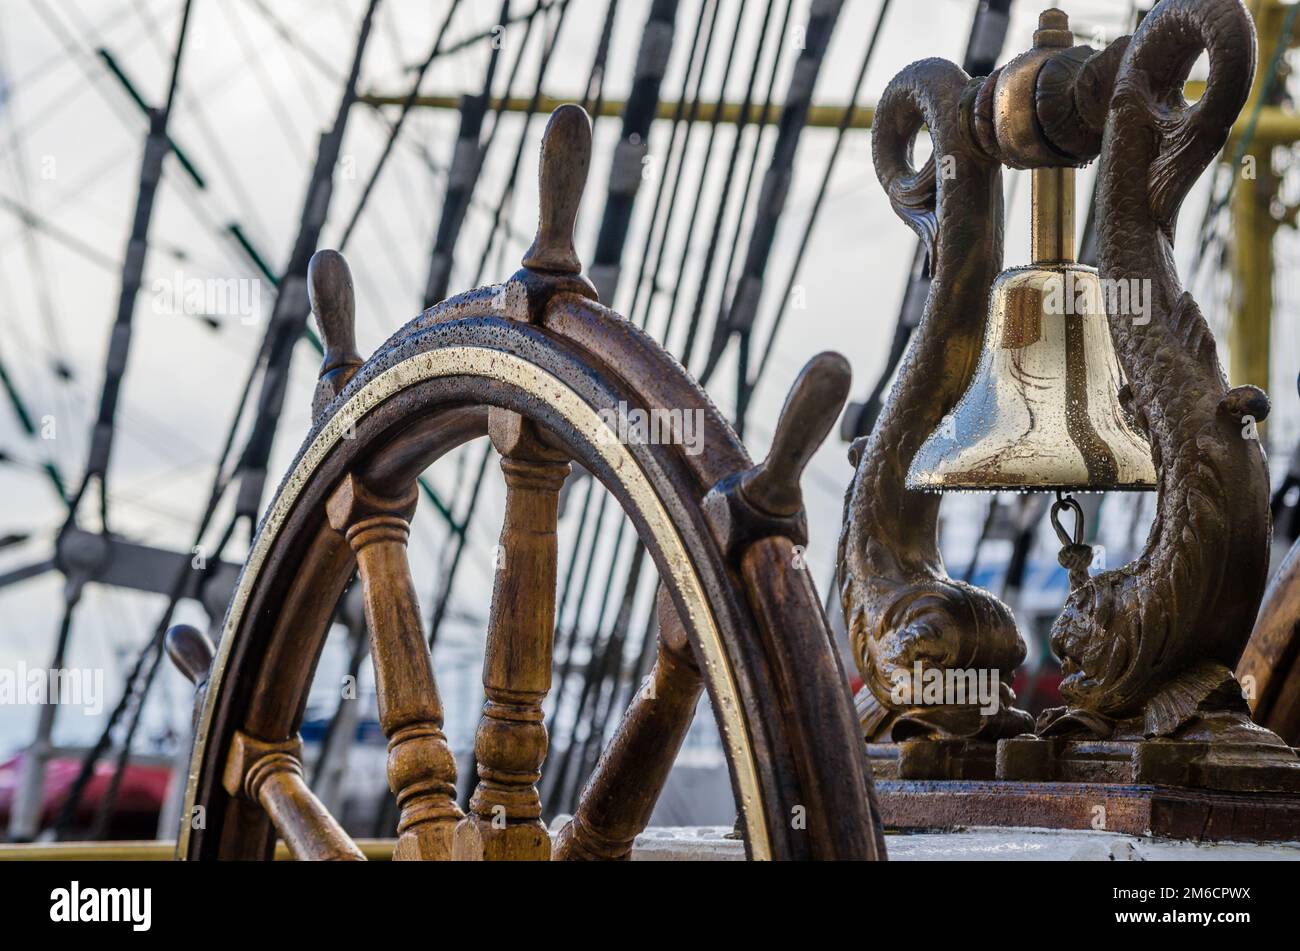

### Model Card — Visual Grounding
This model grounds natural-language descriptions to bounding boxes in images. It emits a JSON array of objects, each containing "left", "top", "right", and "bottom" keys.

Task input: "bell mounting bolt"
[{"left": 971, "top": 7, "right": 1118, "bottom": 168}]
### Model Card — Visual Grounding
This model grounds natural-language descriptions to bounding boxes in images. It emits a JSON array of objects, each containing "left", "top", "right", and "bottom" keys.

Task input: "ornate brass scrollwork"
[
  {"left": 1047, "top": 0, "right": 1276, "bottom": 740},
  {"left": 843, "top": 1, "right": 1300, "bottom": 791}
]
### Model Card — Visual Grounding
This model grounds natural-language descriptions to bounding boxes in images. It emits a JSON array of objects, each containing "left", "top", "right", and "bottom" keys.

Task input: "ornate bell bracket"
[{"left": 842, "top": 0, "right": 1300, "bottom": 791}]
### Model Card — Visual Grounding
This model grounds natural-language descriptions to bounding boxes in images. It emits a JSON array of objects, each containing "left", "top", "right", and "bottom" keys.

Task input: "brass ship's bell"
[{"left": 907, "top": 167, "right": 1157, "bottom": 493}]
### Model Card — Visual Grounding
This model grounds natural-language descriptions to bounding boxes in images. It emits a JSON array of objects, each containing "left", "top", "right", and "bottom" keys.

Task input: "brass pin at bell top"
[{"left": 906, "top": 165, "right": 1157, "bottom": 493}]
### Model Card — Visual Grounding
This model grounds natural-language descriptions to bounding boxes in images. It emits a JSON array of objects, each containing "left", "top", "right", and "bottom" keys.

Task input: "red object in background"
[
  {"left": 1012, "top": 667, "right": 1063, "bottom": 717},
  {"left": 0, "top": 751, "right": 170, "bottom": 838}
]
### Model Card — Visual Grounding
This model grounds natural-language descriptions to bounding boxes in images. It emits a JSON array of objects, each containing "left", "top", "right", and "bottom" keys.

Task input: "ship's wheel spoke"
[
  {"left": 326, "top": 473, "right": 462, "bottom": 860},
  {"left": 453, "top": 409, "right": 570, "bottom": 861},
  {"left": 554, "top": 587, "right": 704, "bottom": 860},
  {"left": 221, "top": 730, "right": 365, "bottom": 861}
]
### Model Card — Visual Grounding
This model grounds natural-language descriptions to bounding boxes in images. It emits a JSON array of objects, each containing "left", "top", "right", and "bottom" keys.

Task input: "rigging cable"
[
  {"left": 424, "top": 0, "right": 584, "bottom": 668},
  {"left": 421, "top": 0, "right": 516, "bottom": 308},
  {"left": 541, "top": 0, "right": 726, "bottom": 814},
  {"left": 840, "top": 0, "right": 1012, "bottom": 446},
  {"left": 52, "top": 0, "right": 383, "bottom": 838},
  {"left": 572, "top": 0, "right": 811, "bottom": 801},
  {"left": 623, "top": 0, "right": 720, "bottom": 328},
  {"left": 545, "top": 0, "right": 699, "bottom": 708},
  {"left": 369, "top": 0, "right": 580, "bottom": 834},
  {"left": 674, "top": 0, "right": 783, "bottom": 373},
  {"left": 565, "top": 0, "right": 851, "bottom": 813},
  {"left": 422, "top": 0, "right": 581, "bottom": 658},
  {"left": 541, "top": 4, "right": 718, "bottom": 804},
  {"left": 586, "top": 0, "right": 672, "bottom": 305},
  {"left": 748, "top": 0, "right": 893, "bottom": 393},
  {"left": 548, "top": 0, "right": 789, "bottom": 814},
  {"left": 17, "top": 0, "right": 199, "bottom": 843},
  {"left": 698, "top": 0, "right": 798, "bottom": 385},
  {"left": 335, "top": 1, "right": 466, "bottom": 252}
]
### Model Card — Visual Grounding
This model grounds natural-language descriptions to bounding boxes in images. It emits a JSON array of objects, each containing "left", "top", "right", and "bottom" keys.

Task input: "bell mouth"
[
  {"left": 906, "top": 263, "right": 1158, "bottom": 495},
  {"left": 907, "top": 483, "right": 1155, "bottom": 495}
]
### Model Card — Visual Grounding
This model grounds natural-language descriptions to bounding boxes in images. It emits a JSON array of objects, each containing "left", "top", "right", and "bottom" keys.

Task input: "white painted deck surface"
[{"left": 626, "top": 826, "right": 1300, "bottom": 861}]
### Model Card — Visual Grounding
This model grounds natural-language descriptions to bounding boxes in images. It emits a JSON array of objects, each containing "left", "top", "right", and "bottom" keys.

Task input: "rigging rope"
[
  {"left": 65, "top": 0, "right": 195, "bottom": 532},
  {"left": 699, "top": 0, "right": 798, "bottom": 386},
  {"left": 623, "top": 0, "right": 720, "bottom": 328},
  {"left": 335, "top": 1, "right": 465, "bottom": 252},
  {"left": 559, "top": 0, "right": 851, "bottom": 814},
  {"left": 674, "top": 0, "right": 783, "bottom": 374},
  {"left": 841, "top": 0, "right": 1012, "bottom": 446},
  {"left": 542, "top": 0, "right": 724, "bottom": 813},
  {"left": 748, "top": 0, "right": 893, "bottom": 396},
  {"left": 559, "top": 0, "right": 804, "bottom": 809},
  {"left": 587, "top": 0, "right": 673, "bottom": 304},
  {"left": 422, "top": 0, "right": 582, "bottom": 660},
  {"left": 53, "top": 0, "right": 383, "bottom": 838},
  {"left": 421, "top": 0, "right": 514, "bottom": 308},
  {"left": 548, "top": 0, "right": 799, "bottom": 814},
  {"left": 379, "top": 0, "right": 581, "bottom": 830},
  {"left": 30, "top": 0, "right": 199, "bottom": 840}
]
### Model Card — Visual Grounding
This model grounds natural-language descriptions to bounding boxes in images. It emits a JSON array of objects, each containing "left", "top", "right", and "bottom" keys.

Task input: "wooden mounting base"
[
  {"left": 867, "top": 740, "right": 998, "bottom": 781},
  {"left": 996, "top": 736, "right": 1300, "bottom": 793},
  {"left": 867, "top": 735, "right": 1300, "bottom": 794},
  {"left": 874, "top": 780, "right": 1300, "bottom": 842}
]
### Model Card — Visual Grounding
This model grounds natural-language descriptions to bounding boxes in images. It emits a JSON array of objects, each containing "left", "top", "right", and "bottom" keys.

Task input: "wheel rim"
[
  {"left": 182, "top": 321, "right": 776, "bottom": 859},
  {"left": 180, "top": 101, "right": 881, "bottom": 861}
]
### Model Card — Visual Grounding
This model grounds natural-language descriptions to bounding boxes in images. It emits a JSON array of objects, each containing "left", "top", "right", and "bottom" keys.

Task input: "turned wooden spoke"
[
  {"left": 326, "top": 473, "right": 462, "bottom": 860},
  {"left": 554, "top": 587, "right": 703, "bottom": 861},
  {"left": 222, "top": 730, "right": 364, "bottom": 861},
  {"left": 454, "top": 410, "right": 570, "bottom": 861}
]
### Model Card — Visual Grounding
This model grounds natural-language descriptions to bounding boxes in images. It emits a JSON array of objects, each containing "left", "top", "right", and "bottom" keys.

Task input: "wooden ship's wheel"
[{"left": 169, "top": 106, "right": 882, "bottom": 862}]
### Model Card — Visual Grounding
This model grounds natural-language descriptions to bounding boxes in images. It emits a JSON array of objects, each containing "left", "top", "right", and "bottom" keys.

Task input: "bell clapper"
[{"left": 1050, "top": 491, "right": 1092, "bottom": 588}]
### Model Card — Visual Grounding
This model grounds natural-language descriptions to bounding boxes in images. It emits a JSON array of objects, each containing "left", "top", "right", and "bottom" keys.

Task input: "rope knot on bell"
[{"left": 1057, "top": 543, "right": 1094, "bottom": 583}]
